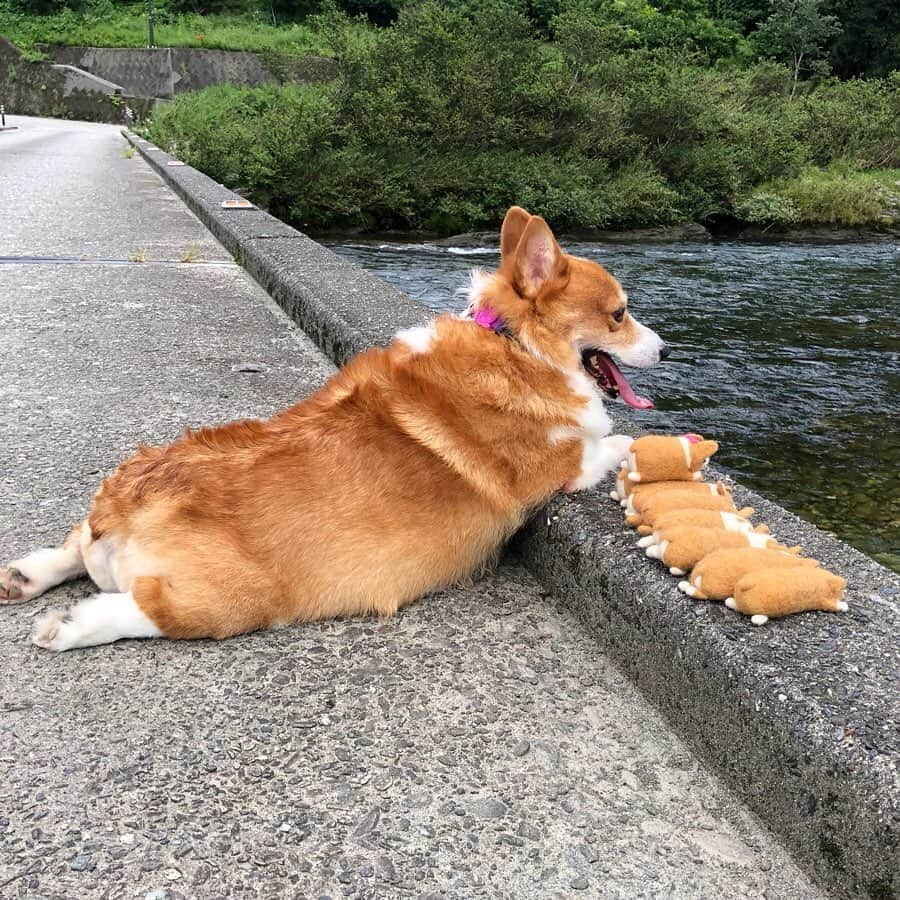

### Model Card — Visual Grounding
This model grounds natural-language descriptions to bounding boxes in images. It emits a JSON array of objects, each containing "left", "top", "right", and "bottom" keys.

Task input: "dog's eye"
[{"left": 612, "top": 307, "right": 626, "bottom": 323}]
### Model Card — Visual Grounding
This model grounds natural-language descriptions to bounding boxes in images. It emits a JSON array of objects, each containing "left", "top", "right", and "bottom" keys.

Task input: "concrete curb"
[{"left": 124, "top": 131, "right": 899, "bottom": 898}]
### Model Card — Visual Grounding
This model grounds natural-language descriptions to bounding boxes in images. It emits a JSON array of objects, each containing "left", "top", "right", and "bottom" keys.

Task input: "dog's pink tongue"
[{"left": 607, "top": 358, "right": 654, "bottom": 410}]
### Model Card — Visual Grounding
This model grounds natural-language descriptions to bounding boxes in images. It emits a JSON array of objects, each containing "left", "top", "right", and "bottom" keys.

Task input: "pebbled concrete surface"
[
  {"left": 0, "top": 116, "right": 228, "bottom": 263},
  {"left": 120, "top": 129, "right": 900, "bottom": 897},
  {"left": 1, "top": 117, "right": 823, "bottom": 899}
]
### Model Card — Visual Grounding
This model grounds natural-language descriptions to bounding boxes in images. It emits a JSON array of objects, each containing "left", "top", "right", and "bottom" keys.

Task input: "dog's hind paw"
[
  {"left": 1, "top": 566, "right": 31, "bottom": 604},
  {"left": 32, "top": 607, "right": 73, "bottom": 651}
]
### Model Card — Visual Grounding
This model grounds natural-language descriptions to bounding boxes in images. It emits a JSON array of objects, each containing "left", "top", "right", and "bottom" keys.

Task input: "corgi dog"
[{"left": 1, "top": 206, "right": 668, "bottom": 651}]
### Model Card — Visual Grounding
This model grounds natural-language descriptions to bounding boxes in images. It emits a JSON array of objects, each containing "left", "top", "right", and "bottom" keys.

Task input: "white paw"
[
  {"left": 636, "top": 535, "right": 656, "bottom": 548},
  {"left": 32, "top": 608, "right": 75, "bottom": 652},
  {"left": 678, "top": 581, "right": 695, "bottom": 596},
  {"left": 837, "top": 601, "right": 848, "bottom": 612},
  {"left": 724, "top": 597, "right": 736, "bottom": 610},
  {"left": 751, "top": 614, "right": 769, "bottom": 626},
  {"left": 669, "top": 567, "right": 686, "bottom": 576},
  {"left": 1, "top": 565, "right": 35, "bottom": 604},
  {"left": 604, "top": 434, "right": 635, "bottom": 465}
]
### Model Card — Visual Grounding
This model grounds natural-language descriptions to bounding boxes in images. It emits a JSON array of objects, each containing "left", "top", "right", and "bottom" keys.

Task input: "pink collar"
[{"left": 473, "top": 305, "right": 509, "bottom": 335}]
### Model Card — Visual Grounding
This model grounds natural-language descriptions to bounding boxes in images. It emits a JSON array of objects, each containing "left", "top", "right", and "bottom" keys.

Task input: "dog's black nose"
[{"left": 659, "top": 343, "right": 671, "bottom": 360}]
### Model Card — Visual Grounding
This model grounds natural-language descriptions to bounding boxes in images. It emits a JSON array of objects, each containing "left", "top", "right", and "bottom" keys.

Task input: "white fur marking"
[
  {"left": 837, "top": 601, "right": 848, "bottom": 612},
  {"left": 679, "top": 581, "right": 696, "bottom": 596},
  {"left": 669, "top": 567, "right": 686, "bottom": 576},
  {"left": 636, "top": 535, "right": 656, "bottom": 548},
  {"left": 679, "top": 436, "right": 692, "bottom": 470},
  {"left": 725, "top": 597, "right": 737, "bottom": 609},
  {"left": 748, "top": 532, "right": 771, "bottom": 549},
  {"left": 4, "top": 544, "right": 85, "bottom": 601},
  {"left": 610, "top": 319, "right": 666, "bottom": 368},
  {"left": 751, "top": 614, "right": 769, "bottom": 626},
  {"left": 396, "top": 324, "right": 435, "bottom": 355},
  {"left": 722, "top": 512, "right": 752, "bottom": 533},
  {"left": 82, "top": 533, "right": 121, "bottom": 593},
  {"left": 32, "top": 592, "right": 163, "bottom": 651},
  {"left": 549, "top": 426, "right": 581, "bottom": 445},
  {"left": 463, "top": 268, "right": 495, "bottom": 308}
]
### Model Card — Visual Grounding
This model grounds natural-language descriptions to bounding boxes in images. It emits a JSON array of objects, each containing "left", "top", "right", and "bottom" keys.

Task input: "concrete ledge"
[
  {"left": 123, "top": 132, "right": 429, "bottom": 363},
  {"left": 124, "top": 132, "right": 900, "bottom": 898}
]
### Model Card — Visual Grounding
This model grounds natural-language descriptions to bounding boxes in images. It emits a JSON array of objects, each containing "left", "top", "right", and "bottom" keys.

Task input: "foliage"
[
  {"left": 0, "top": 0, "right": 336, "bottom": 55},
  {"left": 824, "top": 0, "right": 900, "bottom": 77},
  {"left": 798, "top": 72, "right": 900, "bottom": 168},
  {"left": 753, "top": 0, "right": 841, "bottom": 97},
  {"left": 733, "top": 189, "right": 801, "bottom": 225},
  {"left": 768, "top": 167, "right": 893, "bottom": 224},
  {"left": 143, "top": 1, "right": 898, "bottom": 233}
]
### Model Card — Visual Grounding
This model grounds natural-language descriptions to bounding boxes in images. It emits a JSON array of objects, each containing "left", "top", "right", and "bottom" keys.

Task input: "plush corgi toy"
[
  {"left": 637, "top": 509, "right": 770, "bottom": 541},
  {"left": 624, "top": 480, "right": 727, "bottom": 515},
  {"left": 627, "top": 490, "right": 751, "bottom": 530},
  {"left": 725, "top": 568, "right": 847, "bottom": 625},
  {"left": 644, "top": 525, "right": 790, "bottom": 575},
  {"left": 626, "top": 434, "right": 719, "bottom": 484},
  {"left": 611, "top": 466, "right": 635, "bottom": 502},
  {"left": 678, "top": 547, "right": 818, "bottom": 600}
]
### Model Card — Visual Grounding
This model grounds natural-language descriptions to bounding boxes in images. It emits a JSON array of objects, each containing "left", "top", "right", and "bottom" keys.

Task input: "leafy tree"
[
  {"left": 824, "top": 0, "right": 900, "bottom": 76},
  {"left": 753, "top": 0, "right": 842, "bottom": 98}
]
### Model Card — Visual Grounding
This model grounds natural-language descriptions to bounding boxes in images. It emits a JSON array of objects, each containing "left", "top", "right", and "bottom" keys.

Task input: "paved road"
[{"left": 0, "top": 116, "right": 820, "bottom": 899}]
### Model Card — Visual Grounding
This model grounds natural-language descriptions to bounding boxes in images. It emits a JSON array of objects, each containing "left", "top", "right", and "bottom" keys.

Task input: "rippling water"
[{"left": 330, "top": 239, "right": 900, "bottom": 571}]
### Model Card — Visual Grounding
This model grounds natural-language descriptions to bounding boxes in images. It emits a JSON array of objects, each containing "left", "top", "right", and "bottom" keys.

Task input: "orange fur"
[
  {"left": 646, "top": 525, "right": 782, "bottom": 573},
  {"left": 12, "top": 207, "right": 668, "bottom": 644},
  {"left": 682, "top": 547, "right": 818, "bottom": 600},
  {"left": 637, "top": 507, "right": 767, "bottom": 537},
  {"left": 626, "top": 488, "right": 743, "bottom": 528},
  {"left": 626, "top": 435, "right": 718, "bottom": 483},
  {"left": 727, "top": 568, "right": 847, "bottom": 622},
  {"left": 625, "top": 480, "right": 728, "bottom": 516}
]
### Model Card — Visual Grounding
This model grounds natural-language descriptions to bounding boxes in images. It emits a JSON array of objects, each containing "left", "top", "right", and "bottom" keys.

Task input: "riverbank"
[
  {"left": 314, "top": 219, "right": 900, "bottom": 246},
  {"left": 135, "top": 1, "right": 898, "bottom": 237}
]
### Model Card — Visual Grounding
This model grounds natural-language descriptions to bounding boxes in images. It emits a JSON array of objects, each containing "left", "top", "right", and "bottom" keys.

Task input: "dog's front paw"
[
  {"left": 1, "top": 566, "right": 32, "bottom": 605},
  {"left": 604, "top": 434, "right": 634, "bottom": 466}
]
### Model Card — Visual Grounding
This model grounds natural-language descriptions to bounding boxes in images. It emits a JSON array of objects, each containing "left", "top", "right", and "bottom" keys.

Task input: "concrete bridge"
[{"left": 1, "top": 116, "right": 896, "bottom": 899}]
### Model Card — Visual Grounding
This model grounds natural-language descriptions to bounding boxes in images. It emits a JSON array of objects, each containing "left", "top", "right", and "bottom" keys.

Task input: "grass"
[
  {"left": 180, "top": 243, "right": 198, "bottom": 263},
  {"left": 0, "top": 3, "right": 336, "bottom": 58},
  {"left": 121, "top": 145, "right": 135, "bottom": 159},
  {"left": 765, "top": 167, "right": 900, "bottom": 227},
  {"left": 128, "top": 247, "right": 147, "bottom": 262}
]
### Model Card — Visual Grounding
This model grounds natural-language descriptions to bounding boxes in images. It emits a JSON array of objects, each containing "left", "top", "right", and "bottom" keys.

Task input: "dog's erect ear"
[
  {"left": 501, "top": 206, "right": 531, "bottom": 259},
  {"left": 514, "top": 215, "right": 565, "bottom": 297}
]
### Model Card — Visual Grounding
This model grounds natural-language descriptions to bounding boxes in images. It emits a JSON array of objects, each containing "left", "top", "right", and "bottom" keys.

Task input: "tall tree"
[{"left": 754, "top": 0, "right": 842, "bottom": 98}]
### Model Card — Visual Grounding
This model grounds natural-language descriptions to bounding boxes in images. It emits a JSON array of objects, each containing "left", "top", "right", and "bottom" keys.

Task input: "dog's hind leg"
[
  {"left": 32, "top": 590, "right": 163, "bottom": 651},
  {"left": 1, "top": 522, "right": 88, "bottom": 604}
]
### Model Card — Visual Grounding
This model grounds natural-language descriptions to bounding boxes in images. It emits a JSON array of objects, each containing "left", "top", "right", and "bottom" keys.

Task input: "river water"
[{"left": 330, "top": 239, "right": 899, "bottom": 572}]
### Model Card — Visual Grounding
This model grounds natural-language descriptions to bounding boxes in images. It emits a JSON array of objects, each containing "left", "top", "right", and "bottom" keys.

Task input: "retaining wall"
[
  {"left": 0, "top": 37, "right": 154, "bottom": 123},
  {"left": 42, "top": 45, "right": 339, "bottom": 99},
  {"left": 124, "top": 130, "right": 900, "bottom": 899}
]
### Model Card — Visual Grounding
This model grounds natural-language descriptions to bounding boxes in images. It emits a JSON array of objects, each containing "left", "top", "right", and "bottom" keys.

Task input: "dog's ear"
[
  {"left": 501, "top": 206, "right": 531, "bottom": 260},
  {"left": 514, "top": 215, "right": 565, "bottom": 297}
]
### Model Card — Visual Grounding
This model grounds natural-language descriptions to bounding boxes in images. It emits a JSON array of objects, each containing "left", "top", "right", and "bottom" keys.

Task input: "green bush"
[
  {"left": 142, "top": 0, "right": 899, "bottom": 235},
  {"left": 798, "top": 73, "right": 900, "bottom": 169},
  {"left": 773, "top": 168, "right": 890, "bottom": 225},
  {"left": 733, "top": 190, "right": 801, "bottom": 225}
]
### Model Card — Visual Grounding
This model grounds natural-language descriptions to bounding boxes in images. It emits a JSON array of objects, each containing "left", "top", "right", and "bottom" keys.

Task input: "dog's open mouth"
[{"left": 581, "top": 349, "right": 654, "bottom": 410}]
